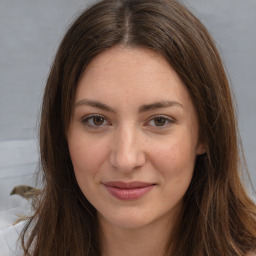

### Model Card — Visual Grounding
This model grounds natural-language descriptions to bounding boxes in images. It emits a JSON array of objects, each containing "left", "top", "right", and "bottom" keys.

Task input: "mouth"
[{"left": 102, "top": 181, "right": 156, "bottom": 201}]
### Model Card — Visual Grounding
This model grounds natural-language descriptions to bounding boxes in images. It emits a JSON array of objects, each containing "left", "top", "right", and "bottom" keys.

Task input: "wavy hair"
[{"left": 21, "top": 0, "right": 256, "bottom": 255}]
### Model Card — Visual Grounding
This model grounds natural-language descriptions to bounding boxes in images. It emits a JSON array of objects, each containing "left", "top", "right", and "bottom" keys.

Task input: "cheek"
[
  {"left": 151, "top": 134, "right": 197, "bottom": 182},
  {"left": 68, "top": 138, "right": 105, "bottom": 182},
  {"left": 68, "top": 140, "right": 105, "bottom": 202},
  {"left": 154, "top": 141, "right": 196, "bottom": 207}
]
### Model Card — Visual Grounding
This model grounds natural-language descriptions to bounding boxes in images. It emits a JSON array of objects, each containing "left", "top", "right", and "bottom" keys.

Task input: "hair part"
[{"left": 21, "top": 0, "right": 256, "bottom": 255}]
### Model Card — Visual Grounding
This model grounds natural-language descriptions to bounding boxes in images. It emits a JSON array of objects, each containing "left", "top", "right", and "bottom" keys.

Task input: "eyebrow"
[
  {"left": 138, "top": 101, "right": 184, "bottom": 113},
  {"left": 75, "top": 99, "right": 183, "bottom": 113},
  {"left": 75, "top": 99, "right": 115, "bottom": 112}
]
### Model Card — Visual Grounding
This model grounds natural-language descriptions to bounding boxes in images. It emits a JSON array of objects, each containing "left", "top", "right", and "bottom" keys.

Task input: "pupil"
[
  {"left": 93, "top": 116, "right": 104, "bottom": 126},
  {"left": 154, "top": 117, "right": 166, "bottom": 126}
]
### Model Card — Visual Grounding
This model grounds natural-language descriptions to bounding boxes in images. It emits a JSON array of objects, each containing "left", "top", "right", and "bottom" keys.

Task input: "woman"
[{"left": 21, "top": 0, "right": 256, "bottom": 255}]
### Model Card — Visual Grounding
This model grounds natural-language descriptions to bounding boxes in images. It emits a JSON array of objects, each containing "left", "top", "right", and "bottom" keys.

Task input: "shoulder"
[{"left": 0, "top": 221, "right": 25, "bottom": 256}]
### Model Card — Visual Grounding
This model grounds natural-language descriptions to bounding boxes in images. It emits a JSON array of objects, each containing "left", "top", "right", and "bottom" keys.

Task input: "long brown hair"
[{"left": 21, "top": 0, "right": 256, "bottom": 255}]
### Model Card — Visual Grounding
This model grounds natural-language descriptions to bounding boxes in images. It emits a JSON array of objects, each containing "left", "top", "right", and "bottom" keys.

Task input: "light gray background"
[{"left": 0, "top": 0, "right": 255, "bottom": 205}]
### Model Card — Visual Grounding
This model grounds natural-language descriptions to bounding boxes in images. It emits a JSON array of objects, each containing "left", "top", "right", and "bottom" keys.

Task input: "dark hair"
[{"left": 22, "top": 0, "right": 256, "bottom": 255}]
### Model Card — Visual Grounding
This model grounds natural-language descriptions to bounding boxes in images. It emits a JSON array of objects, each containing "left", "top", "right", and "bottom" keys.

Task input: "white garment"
[
  {"left": 0, "top": 139, "right": 37, "bottom": 256},
  {"left": 0, "top": 221, "right": 25, "bottom": 256}
]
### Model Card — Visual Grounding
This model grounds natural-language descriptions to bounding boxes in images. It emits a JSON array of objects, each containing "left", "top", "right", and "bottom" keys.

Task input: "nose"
[{"left": 110, "top": 126, "right": 146, "bottom": 173}]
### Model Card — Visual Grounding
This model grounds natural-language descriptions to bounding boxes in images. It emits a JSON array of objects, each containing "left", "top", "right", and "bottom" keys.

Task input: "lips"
[{"left": 102, "top": 181, "right": 155, "bottom": 200}]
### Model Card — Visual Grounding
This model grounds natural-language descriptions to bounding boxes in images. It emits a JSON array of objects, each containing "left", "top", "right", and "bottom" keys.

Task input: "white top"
[
  {"left": 0, "top": 221, "right": 25, "bottom": 256},
  {"left": 0, "top": 139, "right": 37, "bottom": 256}
]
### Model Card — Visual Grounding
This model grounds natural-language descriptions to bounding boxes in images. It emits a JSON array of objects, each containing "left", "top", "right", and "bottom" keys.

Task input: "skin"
[{"left": 67, "top": 46, "right": 205, "bottom": 256}]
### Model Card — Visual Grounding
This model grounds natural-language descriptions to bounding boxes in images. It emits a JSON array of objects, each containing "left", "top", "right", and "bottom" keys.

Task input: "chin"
[{"left": 97, "top": 206, "right": 165, "bottom": 231}]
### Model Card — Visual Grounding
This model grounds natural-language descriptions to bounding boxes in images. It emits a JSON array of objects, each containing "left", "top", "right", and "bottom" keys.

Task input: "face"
[{"left": 67, "top": 46, "right": 204, "bottom": 231}]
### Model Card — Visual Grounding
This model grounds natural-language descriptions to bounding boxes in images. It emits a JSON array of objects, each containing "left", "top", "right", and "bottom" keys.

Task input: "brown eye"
[
  {"left": 82, "top": 115, "right": 109, "bottom": 128},
  {"left": 146, "top": 115, "right": 173, "bottom": 128},
  {"left": 93, "top": 116, "right": 105, "bottom": 126},
  {"left": 153, "top": 117, "right": 167, "bottom": 126}
]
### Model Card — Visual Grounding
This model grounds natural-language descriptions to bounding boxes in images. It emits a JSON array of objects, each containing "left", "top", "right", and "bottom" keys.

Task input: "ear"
[{"left": 196, "top": 142, "right": 207, "bottom": 155}]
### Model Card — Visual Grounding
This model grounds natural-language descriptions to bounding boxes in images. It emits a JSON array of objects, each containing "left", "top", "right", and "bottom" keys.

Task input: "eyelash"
[
  {"left": 81, "top": 114, "right": 111, "bottom": 128},
  {"left": 80, "top": 114, "right": 174, "bottom": 129},
  {"left": 146, "top": 115, "right": 174, "bottom": 128}
]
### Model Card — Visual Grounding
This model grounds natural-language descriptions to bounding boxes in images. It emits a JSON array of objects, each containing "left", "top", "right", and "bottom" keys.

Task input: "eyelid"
[
  {"left": 79, "top": 114, "right": 175, "bottom": 129},
  {"left": 145, "top": 115, "right": 175, "bottom": 127},
  {"left": 80, "top": 114, "right": 111, "bottom": 128}
]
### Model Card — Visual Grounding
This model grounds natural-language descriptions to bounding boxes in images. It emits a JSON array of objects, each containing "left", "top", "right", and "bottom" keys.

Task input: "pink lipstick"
[{"left": 103, "top": 181, "right": 155, "bottom": 200}]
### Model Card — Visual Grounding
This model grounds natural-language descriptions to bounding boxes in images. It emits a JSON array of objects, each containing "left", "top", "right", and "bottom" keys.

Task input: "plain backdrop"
[{"left": 0, "top": 0, "right": 255, "bottom": 217}]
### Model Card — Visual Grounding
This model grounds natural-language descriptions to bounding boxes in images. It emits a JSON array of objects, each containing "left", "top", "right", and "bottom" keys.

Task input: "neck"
[{"left": 99, "top": 214, "right": 175, "bottom": 256}]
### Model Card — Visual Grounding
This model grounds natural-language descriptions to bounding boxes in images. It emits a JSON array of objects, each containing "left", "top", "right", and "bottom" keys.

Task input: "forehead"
[
  {"left": 76, "top": 46, "right": 191, "bottom": 106},
  {"left": 83, "top": 46, "right": 171, "bottom": 76}
]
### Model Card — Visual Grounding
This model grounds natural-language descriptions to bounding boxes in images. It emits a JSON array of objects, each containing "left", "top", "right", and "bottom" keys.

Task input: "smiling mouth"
[{"left": 102, "top": 181, "right": 156, "bottom": 200}]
